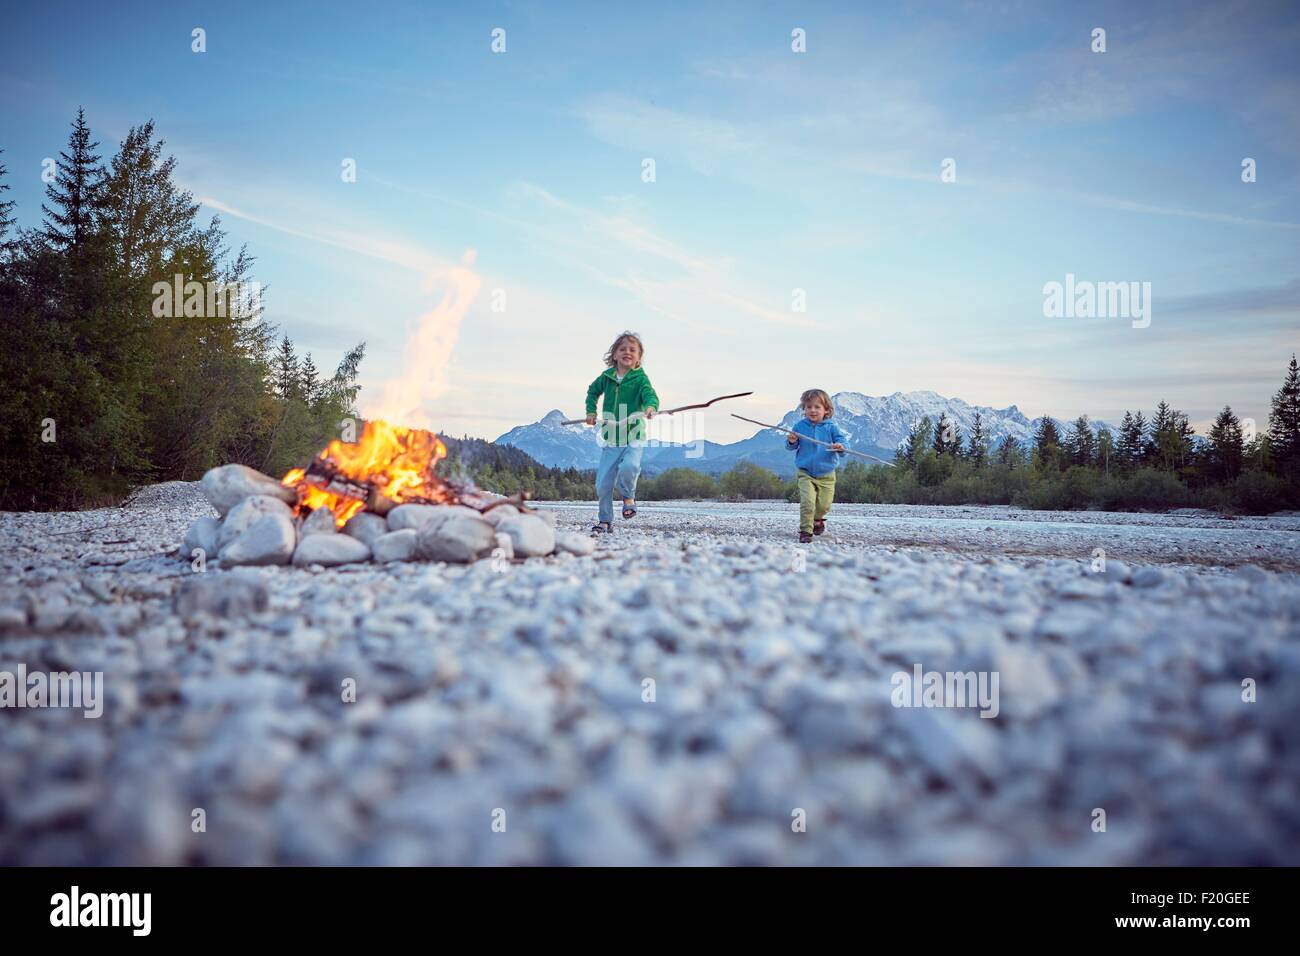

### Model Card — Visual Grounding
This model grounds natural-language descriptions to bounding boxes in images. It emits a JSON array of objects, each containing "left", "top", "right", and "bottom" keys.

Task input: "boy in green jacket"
[{"left": 585, "top": 331, "right": 659, "bottom": 532}]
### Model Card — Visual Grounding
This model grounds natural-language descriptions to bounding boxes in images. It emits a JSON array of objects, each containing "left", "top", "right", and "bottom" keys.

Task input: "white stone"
[
  {"left": 496, "top": 514, "right": 556, "bottom": 558},
  {"left": 343, "top": 512, "right": 389, "bottom": 548},
  {"left": 218, "top": 495, "right": 295, "bottom": 550},
  {"left": 554, "top": 531, "right": 595, "bottom": 556},
  {"left": 292, "top": 534, "right": 371, "bottom": 567},
  {"left": 300, "top": 506, "right": 338, "bottom": 536},
  {"left": 372, "top": 529, "right": 420, "bottom": 563},
  {"left": 175, "top": 571, "right": 270, "bottom": 617},
  {"left": 1131, "top": 566, "right": 1168, "bottom": 588},
  {"left": 482, "top": 504, "right": 519, "bottom": 527},
  {"left": 217, "top": 512, "right": 296, "bottom": 566},
  {"left": 416, "top": 513, "right": 496, "bottom": 563},
  {"left": 493, "top": 532, "right": 514, "bottom": 561},
  {"left": 182, "top": 515, "right": 220, "bottom": 558},
  {"left": 387, "top": 503, "right": 482, "bottom": 532},
  {"left": 201, "top": 463, "right": 297, "bottom": 516},
  {"left": 1100, "top": 559, "right": 1132, "bottom": 583}
]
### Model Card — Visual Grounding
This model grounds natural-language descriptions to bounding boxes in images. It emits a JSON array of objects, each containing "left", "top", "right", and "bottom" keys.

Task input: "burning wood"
[{"left": 280, "top": 420, "right": 461, "bottom": 526}]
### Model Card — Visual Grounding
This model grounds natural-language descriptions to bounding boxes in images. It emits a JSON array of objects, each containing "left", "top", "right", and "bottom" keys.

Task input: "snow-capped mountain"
[
  {"left": 494, "top": 410, "right": 600, "bottom": 471},
  {"left": 495, "top": 391, "right": 1114, "bottom": 477},
  {"left": 806, "top": 390, "right": 1114, "bottom": 452}
]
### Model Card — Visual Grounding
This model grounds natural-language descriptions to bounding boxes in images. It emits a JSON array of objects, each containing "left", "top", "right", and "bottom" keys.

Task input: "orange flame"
[{"left": 280, "top": 420, "right": 454, "bottom": 526}]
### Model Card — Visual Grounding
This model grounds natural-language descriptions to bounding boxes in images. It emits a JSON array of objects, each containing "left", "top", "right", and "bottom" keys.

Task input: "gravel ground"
[{"left": 1, "top": 483, "right": 1297, "bottom": 865}]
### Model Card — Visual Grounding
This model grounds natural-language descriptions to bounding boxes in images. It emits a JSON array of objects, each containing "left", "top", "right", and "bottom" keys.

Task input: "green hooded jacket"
[{"left": 584, "top": 366, "right": 660, "bottom": 445}]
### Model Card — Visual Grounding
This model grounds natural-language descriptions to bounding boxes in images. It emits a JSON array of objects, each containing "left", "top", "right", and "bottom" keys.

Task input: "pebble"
[
  {"left": 388, "top": 503, "right": 481, "bottom": 532},
  {"left": 182, "top": 515, "right": 221, "bottom": 557},
  {"left": 554, "top": 532, "right": 595, "bottom": 556},
  {"left": 495, "top": 514, "right": 556, "bottom": 558},
  {"left": 371, "top": 529, "right": 419, "bottom": 563},
  {"left": 416, "top": 513, "right": 496, "bottom": 563},
  {"left": 2, "top": 482, "right": 1297, "bottom": 867},
  {"left": 343, "top": 512, "right": 389, "bottom": 548},
  {"left": 300, "top": 506, "right": 338, "bottom": 536},
  {"left": 217, "top": 495, "right": 294, "bottom": 551},
  {"left": 217, "top": 512, "right": 297, "bottom": 566},
  {"left": 1132, "top": 566, "right": 1169, "bottom": 588},
  {"left": 174, "top": 571, "right": 270, "bottom": 618},
  {"left": 292, "top": 534, "right": 372, "bottom": 567}
]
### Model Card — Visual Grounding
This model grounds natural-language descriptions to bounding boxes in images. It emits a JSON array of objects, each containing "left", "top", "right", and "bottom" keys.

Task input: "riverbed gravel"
[{"left": 1, "top": 484, "right": 1297, "bottom": 864}]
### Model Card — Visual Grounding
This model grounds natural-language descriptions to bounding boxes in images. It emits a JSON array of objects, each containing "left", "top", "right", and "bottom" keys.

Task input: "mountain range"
[{"left": 495, "top": 390, "right": 1115, "bottom": 477}]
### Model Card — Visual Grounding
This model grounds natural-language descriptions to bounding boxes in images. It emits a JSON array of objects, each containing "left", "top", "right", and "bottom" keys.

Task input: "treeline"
[
  {"left": 439, "top": 435, "right": 596, "bottom": 500},
  {"left": 868, "top": 371, "right": 1300, "bottom": 513},
  {"left": 637, "top": 362, "right": 1300, "bottom": 514},
  {"left": 0, "top": 110, "right": 366, "bottom": 509}
]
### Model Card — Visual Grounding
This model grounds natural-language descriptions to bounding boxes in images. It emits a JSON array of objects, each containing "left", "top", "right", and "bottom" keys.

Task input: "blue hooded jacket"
[{"left": 787, "top": 418, "right": 848, "bottom": 477}]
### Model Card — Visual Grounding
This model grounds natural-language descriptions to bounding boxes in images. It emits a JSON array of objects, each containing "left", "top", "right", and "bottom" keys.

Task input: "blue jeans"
[{"left": 596, "top": 442, "right": 644, "bottom": 524}]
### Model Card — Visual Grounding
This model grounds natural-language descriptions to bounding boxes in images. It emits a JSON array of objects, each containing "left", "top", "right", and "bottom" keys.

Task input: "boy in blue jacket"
[{"left": 786, "top": 389, "right": 848, "bottom": 543}]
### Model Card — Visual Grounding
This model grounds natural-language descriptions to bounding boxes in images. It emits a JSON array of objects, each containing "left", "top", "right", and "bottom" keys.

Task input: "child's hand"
[
  {"left": 787, "top": 433, "right": 799, "bottom": 445},
  {"left": 644, "top": 407, "right": 656, "bottom": 419},
  {"left": 830, "top": 443, "right": 845, "bottom": 452},
  {"left": 585, "top": 414, "right": 596, "bottom": 426}
]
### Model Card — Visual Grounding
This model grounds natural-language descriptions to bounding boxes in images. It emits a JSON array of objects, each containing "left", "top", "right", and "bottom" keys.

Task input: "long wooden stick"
[
  {"left": 561, "top": 391, "right": 754, "bottom": 427},
  {"left": 730, "top": 414, "right": 896, "bottom": 466}
]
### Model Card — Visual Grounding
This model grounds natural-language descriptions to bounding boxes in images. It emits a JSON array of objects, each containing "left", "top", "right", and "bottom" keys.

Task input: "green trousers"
[{"left": 797, "top": 469, "right": 836, "bottom": 533}]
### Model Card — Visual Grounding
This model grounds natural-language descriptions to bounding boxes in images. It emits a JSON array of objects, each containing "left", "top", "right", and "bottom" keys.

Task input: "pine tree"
[
  {"left": 997, "top": 435, "right": 1023, "bottom": 468},
  {"left": 933, "top": 413, "right": 955, "bottom": 456},
  {"left": 300, "top": 352, "right": 321, "bottom": 405},
  {"left": 1033, "top": 417, "right": 1063, "bottom": 470},
  {"left": 966, "top": 412, "right": 988, "bottom": 467},
  {"left": 0, "top": 148, "right": 15, "bottom": 246},
  {"left": 1066, "top": 415, "right": 1096, "bottom": 467},
  {"left": 99, "top": 120, "right": 201, "bottom": 277},
  {"left": 1268, "top": 354, "right": 1300, "bottom": 472},
  {"left": 1148, "top": 403, "right": 1193, "bottom": 471},
  {"left": 42, "top": 107, "right": 105, "bottom": 252},
  {"left": 1173, "top": 411, "right": 1195, "bottom": 468},
  {"left": 1207, "top": 405, "right": 1244, "bottom": 482},
  {"left": 897, "top": 416, "right": 932, "bottom": 469},
  {"left": 1097, "top": 428, "right": 1114, "bottom": 477},
  {"left": 1132, "top": 411, "right": 1148, "bottom": 465},
  {"left": 273, "top": 335, "right": 300, "bottom": 399},
  {"left": 1116, "top": 411, "right": 1143, "bottom": 472},
  {"left": 1148, "top": 401, "right": 1174, "bottom": 467}
]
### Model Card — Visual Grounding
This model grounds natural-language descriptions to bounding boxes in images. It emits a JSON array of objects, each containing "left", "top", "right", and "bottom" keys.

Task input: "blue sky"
[{"left": 2, "top": 0, "right": 1297, "bottom": 441}]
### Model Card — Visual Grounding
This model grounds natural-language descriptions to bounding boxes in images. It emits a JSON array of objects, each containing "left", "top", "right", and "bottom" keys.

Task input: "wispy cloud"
[
  {"left": 196, "top": 195, "right": 451, "bottom": 275},
  {"left": 1164, "top": 277, "right": 1300, "bottom": 315}
]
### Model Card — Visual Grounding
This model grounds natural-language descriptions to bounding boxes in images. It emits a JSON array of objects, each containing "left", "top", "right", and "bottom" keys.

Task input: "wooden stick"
[
  {"left": 730, "top": 414, "right": 896, "bottom": 466},
  {"left": 561, "top": 391, "right": 754, "bottom": 427}
]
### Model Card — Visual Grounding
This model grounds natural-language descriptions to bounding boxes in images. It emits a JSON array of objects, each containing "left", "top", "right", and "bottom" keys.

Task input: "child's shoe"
[
  {"left": 798, "top": 531, "right": 813, "bottom": 544},
  {"left": 813, "top": 519, "right": 825, "bottom": 536},
  {"left": 591, "top": 522, "right": 613, "bottom": 534}
]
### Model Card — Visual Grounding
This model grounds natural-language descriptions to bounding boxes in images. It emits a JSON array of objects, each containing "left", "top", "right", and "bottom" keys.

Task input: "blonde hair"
[
  {"left": 800, "top": 389, "right": 834, "bottom": 418},
  {"left": 603, "top": 331, "right": 645, "bottom": 368}
]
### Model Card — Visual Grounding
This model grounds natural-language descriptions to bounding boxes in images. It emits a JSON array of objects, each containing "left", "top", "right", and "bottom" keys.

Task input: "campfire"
[
  {"left": 280, "top": 420, "right": 461, "bottom": 526},
  {"left": 184, "top": 418, "right": 592, "bottom": 569}
]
